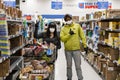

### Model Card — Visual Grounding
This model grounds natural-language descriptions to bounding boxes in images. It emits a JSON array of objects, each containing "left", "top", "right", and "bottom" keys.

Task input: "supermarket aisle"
[{"left": 55, "top": 43, "right": 102, "bottom": 80}]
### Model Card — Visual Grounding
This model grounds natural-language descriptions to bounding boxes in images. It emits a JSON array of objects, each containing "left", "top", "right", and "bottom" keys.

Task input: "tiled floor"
[{"left": 55, "top": 43, "right": 102, "bottom": 80}]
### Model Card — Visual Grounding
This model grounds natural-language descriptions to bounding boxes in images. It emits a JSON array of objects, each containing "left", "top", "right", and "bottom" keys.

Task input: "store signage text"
[{"left": 79, "top": 2, "right": 112, "bottom": 9}]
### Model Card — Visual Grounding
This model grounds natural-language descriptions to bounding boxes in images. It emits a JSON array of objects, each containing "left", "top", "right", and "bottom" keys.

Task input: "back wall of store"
[{"left": 20, "top": 0, "right": 120, "bottom": 19}]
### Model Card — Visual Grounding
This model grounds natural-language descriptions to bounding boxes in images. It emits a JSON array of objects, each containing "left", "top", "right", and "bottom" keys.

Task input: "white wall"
[{"left": 20, "top": 0, "right": 120, "bottom": 19}]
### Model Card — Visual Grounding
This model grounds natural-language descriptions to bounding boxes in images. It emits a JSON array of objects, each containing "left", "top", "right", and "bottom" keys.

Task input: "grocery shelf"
[
  {"left": 0, "top": 56, "right": 9, "bottom": 63},
  {"left": 87, "top": 19, "right": 98, "bottom": 22},
  {"left": 8, "top": 33, "right": 23, "bottom": 39},
  {"left": 98, "top": 41, "right": 119, "bottom": 49},
  {"left": 79, "top": 19, "right": 98, "bottom": 23},
  {"left": 86, "top": 28, "right": 93, "bottom": 30},
  {"left": 81, "top": 52, "right": 105, "bottom": 80},
  {"left": 10, "top": 44, "right": 25, "bottom": 55},
  {"left": 7, "top": 19, "right": 23, "bottom": 23},
  {"left": 99, "top": 17, "right": 120, "bottom": 22},
  {"left": 28, "top": 38, "right": 34, "bottom": 43},
  {"left": 26, "top": 20, "right": 34, "bottom": 23},
  {"left": 100, "top": 29, "right": 120, "bottom": 33},
  {"left": 80, "top": 17, "right": 120, "bottom": 22},
  {"left": 10, "top": 56, "right": 23, "bottom": 73}
]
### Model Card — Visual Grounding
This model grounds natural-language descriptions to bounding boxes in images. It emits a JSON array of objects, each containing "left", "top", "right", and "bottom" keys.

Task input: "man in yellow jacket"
[{"left": 60, "top": 14, "right": 87, "bottom": 80}]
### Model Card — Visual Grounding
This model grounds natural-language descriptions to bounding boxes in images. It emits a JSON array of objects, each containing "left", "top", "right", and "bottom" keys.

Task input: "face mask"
[
  {"left": 50, "top": 28, "right": 55, "bottom": 32},
  {"left": 66, "top": 20, "right": 72, "bottom": 25}
]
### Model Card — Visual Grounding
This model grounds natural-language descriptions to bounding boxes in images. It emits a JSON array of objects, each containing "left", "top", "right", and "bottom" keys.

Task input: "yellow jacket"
[{"left": 60, "top": 22, "right": 86, "bottom": 50}]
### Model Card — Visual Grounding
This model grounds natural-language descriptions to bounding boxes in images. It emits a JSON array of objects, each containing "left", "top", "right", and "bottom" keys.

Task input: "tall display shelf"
[
  {"left": 0, "top": 9, "right": 35, "bottom": 80},
  {"left": 80, "top": 17, "right": 120, "bottom": 80}
]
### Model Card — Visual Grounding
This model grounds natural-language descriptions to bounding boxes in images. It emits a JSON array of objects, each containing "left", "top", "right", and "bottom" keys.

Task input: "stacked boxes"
[
  {"left": 109, "top": 47, "right": 119, "bottom": 60},
  {"left": 94, "top": 11, "right": 102, "bottom": 19},
  {"left": 0, "top": 2, "right": 22, "bottom": 19},
  {"left": 0, "top": 59, "right": 10, "bottom": 77},
  {"left": 109, "top": 22, "right": 119, "bottom": 30},
  {"left": 106, "top": 9, "right": 120, "bottom": 18},
  {"left": 99, "top": 22, "right": 109, "bottom": 30},
  {"left": 103, "top": 9, "right": 120, "bottom": 18}
]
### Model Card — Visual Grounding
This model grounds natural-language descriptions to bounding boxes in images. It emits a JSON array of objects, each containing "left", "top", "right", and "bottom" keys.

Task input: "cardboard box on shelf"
[
  {"left": 119, "top": 22, "right": 120, "bottom": 29},
  {"left": 99, "top": 22, "right": 109, "bottom": 30},
  {"left": 93, "top": 55, "right": 98, "bottom": 69},
  {"left": 108, "top": 47, "right": 119, "bottom": 60},
  {"left": 104, "top": 39, "right": 109, "bottom": 44},
  {"left": 72, "top": 16, "right": 79, "bottom": 22},
  {"left": 17, "top": 9, "right": 22, "bottom": 18},
  {"left": 0, "top": 3, "right": 3, "bottom": 9},
  {"left": 94, "top": 11, "right": 102, "bottom": 19},
  {"left": 107, "top": 61, "right": 117, "bottom": 67},
  {"left": 0, "top": 59, "right": 10, "bottom": 77},
  {"left": 108, "top": 37, "right": 114, "bottom": 46},
  {"left": 102, "top": 62, "right": 107, "bottom": 77},
  {"left": 109, "top": 22, "right": 119, "bottom": 30},
  {"left": 29, "top": 74, "right": 45, "bottom": 80},
  {"left": 103, "top": 46, "right": 109, "bottom": 56},
  {"left": 105, "top": 66, "right": 118, "bottom": 80},
  {"left": 106, "top": 9, "right": 120, "bottom": 18},
  {"left": 116, "top": 74, "right": 120, "bottom": 80},
  {"left": 86, "top": 14, "right": 90, "bottom": 20},
  {"left": 87, "top": 51, "right": 95, "bottom": 64},
  {"left": 6, "top": 7, "right": 11, "bottom": 16},
  {"left": 97, "top": 56, "right": 102, "bottom": 72},
  {"left": 109, "top": 33, "right": 119, "bottom": 37},
  {"left": 10, "top": 7, "right": 13, "bottom": 18},
  {"left": 113, "top": 37, "right": 119, "bottom": 48}
]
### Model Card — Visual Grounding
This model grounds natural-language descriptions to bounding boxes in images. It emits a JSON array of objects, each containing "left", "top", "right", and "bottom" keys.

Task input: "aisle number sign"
[
  {"left": 3, "top": 0, "right": 16, "bottom": 7},
  {"left": 79, "top": 1, "right": 112, "bottom": 9},
  {"left": 51, "top": 1, "right": 62, "bottom": 10}
]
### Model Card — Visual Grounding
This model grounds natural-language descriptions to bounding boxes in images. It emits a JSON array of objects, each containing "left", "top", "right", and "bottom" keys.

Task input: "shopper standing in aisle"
[
  {"left": 60, "top": 14, "right": 87, "bottom": 80},
  {"left": 34, "top": 22, "right": 61, "bottom": 60}
]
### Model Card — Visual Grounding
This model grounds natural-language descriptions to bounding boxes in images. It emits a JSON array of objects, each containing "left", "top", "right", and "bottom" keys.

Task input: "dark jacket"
[{"left": 34, "top": 22, "right": 61, "bottom": 49}]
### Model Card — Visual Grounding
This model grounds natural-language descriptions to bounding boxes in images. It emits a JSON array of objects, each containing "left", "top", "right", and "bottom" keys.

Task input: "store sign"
[
  {"left": 79, "top": 1, "right": 112, "bottom": 9},
  {"left": 97, "top": 1, "right": 108, "bottom": 9},
  {"left": 108, "top": 2, "right": 112, "bottom": 9},
  {"left": 79, "top": 3, "right": 84, "bottom": 8},
  {"left": 51, "top": 1, "right": 62, "bottom": 10},
  {"left": 3, "top": 0, "right": 16, "bottom": 7}
]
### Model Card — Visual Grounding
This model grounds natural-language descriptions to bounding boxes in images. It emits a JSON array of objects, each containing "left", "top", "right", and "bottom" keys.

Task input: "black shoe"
[{"left": 67, "top": 79, "right": 71, "bottom": 80}]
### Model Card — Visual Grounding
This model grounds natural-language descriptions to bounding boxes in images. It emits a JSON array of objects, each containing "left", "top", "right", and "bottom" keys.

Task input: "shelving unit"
[
  {"left": 80, "top": 16, "right": 120, "bottom": 80},
  {"left": 0, "top": 7, "right": 35, "bottom": 80}
]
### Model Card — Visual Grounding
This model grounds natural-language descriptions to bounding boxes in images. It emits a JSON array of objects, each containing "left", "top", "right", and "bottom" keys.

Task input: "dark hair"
[
  {"left": 64, "top": 14, "right": 72, "bottom": 21},
  {"left": 46, "top": 22, "right": 57, "bottom": 37}
]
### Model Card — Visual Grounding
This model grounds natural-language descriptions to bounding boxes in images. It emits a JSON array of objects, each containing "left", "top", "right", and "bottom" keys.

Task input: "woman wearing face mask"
[{"left": 34, "top": 22, "right": 61, "bottom": 59}]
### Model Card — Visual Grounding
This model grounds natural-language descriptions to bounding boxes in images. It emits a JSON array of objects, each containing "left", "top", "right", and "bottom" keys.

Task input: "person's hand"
[
  {"left": 69, "top": 29, "right": 75, "bottom": 35},
  {"left": 84, "top": 47, "right": 88, "bottom": 55}
]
